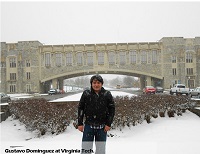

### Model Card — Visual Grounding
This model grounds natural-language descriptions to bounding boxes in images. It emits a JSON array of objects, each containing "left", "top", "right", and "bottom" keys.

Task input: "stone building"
[
  {"left": 0, "top": 37, "right": 199, "bottom": 93},
  {"left": 160, "top": 37, "right": 200, "bottom": 89}
]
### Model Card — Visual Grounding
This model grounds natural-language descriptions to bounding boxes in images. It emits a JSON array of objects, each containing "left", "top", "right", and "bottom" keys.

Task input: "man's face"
[{"left": 92, "top": 79, "right": 102, "bottom": 92}]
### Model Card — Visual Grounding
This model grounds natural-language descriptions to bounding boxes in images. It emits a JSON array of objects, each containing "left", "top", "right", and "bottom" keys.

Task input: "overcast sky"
[{"left": 1, "top": 0, "right": 200, "bottom": 45}]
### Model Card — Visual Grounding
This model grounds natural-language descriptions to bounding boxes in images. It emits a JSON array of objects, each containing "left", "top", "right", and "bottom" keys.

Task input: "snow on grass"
[
  {"left": 1, "top": 111, "right": 200, "bottom": 154},
  {"left": 1, "top": 91, "right": 200, "bottom": 154},
  {"left": 49, "top": 91, "right": 136, "bottom": 102}
]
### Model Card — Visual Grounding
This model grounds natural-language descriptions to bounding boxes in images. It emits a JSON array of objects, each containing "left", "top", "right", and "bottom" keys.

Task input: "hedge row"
[
  {"left": 9, "top": 95, "right": 195, "bottom": 136},
  {"left": 9, "top": 98, "right": 78, "bottom": 136},
  {"left": 112, "top": 94, "right": 194, "bottom": 130}
]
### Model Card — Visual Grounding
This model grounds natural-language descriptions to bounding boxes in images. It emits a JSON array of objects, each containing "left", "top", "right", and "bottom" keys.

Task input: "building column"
[
  {"left": 146, "top": 76, "right": 152, "bottom": 86},
  {"left": 140, "top": 75, "right": 145, "bottom": 89},
  {"left": 52, "top": 79, "right": 58, "bottom": 89},
  {"left": 104, "top": 50, "right": 108, "bottom": 67},
  {"left": 58, "top": 78, "right": 64, "bottom": 90},
  {"left": 40, "top": 81, "right": 51, "bottom": 93}
]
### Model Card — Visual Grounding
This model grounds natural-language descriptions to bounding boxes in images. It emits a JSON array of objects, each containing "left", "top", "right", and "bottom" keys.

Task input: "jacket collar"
[{"left": 90, "top": 86, "right": 105, "bottom": 94}]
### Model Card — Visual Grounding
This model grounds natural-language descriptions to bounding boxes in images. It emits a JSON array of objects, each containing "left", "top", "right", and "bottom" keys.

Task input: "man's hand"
[
  {"left": 78, "top": 125, "right": 84, "bottom": 132},
  {"left": 104, "top": 125, "right": 111, "bottom": 132}
]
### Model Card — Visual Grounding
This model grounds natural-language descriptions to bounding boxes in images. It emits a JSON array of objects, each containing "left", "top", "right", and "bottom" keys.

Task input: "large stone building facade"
[{"left": 0, "top": 37, "right": 200, "bottom": 93}]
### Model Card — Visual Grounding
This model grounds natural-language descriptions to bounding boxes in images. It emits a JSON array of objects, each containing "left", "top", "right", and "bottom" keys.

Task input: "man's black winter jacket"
[{"left": 78, "top": 87, "right": 115, "bottom": 127}]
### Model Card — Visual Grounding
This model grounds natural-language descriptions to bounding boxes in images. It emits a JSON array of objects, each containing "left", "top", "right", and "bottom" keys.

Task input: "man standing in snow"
[{"left": 78, "top": 74, "right": 115, "bottom": 154}]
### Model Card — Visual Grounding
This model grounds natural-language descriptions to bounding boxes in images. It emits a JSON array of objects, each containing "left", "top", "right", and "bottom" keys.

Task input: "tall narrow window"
[
  {"left": 26, "top": 60, "right": 31, "bottom": 67},
  {"left": 10, "top": 73, "right": 16, "bottom": 80},
  {"left": 98, "top": 51, "right": 104, "bottom": 65},
  {"left": 108, "top": 51, "right": 115, "bottom": 65},
  {"left": 1, "top": 62, "right": 5, "bottom": 67},
  {"left": 77, "top": 52, "right": 83, "bottom": 65},
  {"left": 27, "top": 72, "right": 31, "bottom": 80},
  {"left": 87, "top": 52, "right": 93, "bottom": 65},
  {"left": 172, "top": 68, "right": 177, "bottom": 76},
  {"left": 172, "top": 56, "right": 176, "bottom": 63},
  {"left": 10, "top": 57, "right": 16, "bottom": 68},
  {"left": 186, "top": 53, "right": 193, "bottom": 63},
  {"left": 45, "top": 53, "right": 51, "bottom": 67},
  {"left": 152, "top": 50, "right": 157, "bottom": 63},
  {"left": 10, "top": 84, "right": 16, "bottom": 93},
  {"left": 26, "top": 84, "right": 31, "bottom": 93},
  {"left": 56, "top": 53, "right": 62, "bottom": 66},
  {"left": 130, "top": 50, "right": 136, "bottom": 64},
  {"left": 119, "top": 51, "right": 126, "bottom": 65},
  {"left": 188, "top": 80, "right": 194, "bottom": 88},
  {"left": 186, "top": 68, "right": 193, "bottom": 75},
  {"left": 141, "top": 50, "right": 147, "bottom": 63},
  {"left": 66, "top": 52, "right": 72, "bottom": 66}
]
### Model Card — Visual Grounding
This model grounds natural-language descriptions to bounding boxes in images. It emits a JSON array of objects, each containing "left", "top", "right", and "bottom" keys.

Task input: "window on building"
[
  {"left": 186, "top": 53, "right": 193, "bottom": 63},
  {"left": 108, "top": 51, "right": 115, "bottom": 65},
  {"left": 10, "top": 73, "right": 16, "bottom": 80},
  {"left": 26, "top": 84, "right": 31, "bottom": 93},
  {"left": 1, "top": 62, "right": 5, "bottom": 67},
  {"left": 188, "top": 80, "right": 195, "bottom": 88},
  {"left": 10, "top": 57, "right": 16, "bottom": 68},
  {"left": 10, "top": 84, "right": 16, "bottom": 93},
  {"left": 152, "top": 50, "right": 158, "bottom": 63},
  {"left": 98, "top": 51, "right": 104, "bottom": 65},
  {"left": 130, "top": 50, "right": 136, "bottom": 64},
  {"left": 26, "top": 72, "right": 31, "bottom": 80},
  {"left": 45, "top": 53, "right": 51, "bottom": 67},
  {"left": 141, "top": 50, "right": 147, "bottom": 63},
  {"left": 119, "top": 51, "right": 126, "bottom": 65},
  {"left": 56, "top": 53, "right": 62, "bottom": 66},
  {"left": 66, "top": 52, "right": 72, "bottom": 66},
  {"left": 26, "top": 60, "right": 31, "bottom": 67},
  {"left": 77, "top": 52, "right": 83, "bottom": 65},
  {"left": 172, "top": 56, "right": 176, "bottom": 63},
  {"left": 87, "top": 52, "right": 93, "bottom": 65},
  {"left": 186, "top": 68, "right": 193, "bottom": 75},
  {"left": 172, "top": 68, "right": 176, "bottom": 76}
]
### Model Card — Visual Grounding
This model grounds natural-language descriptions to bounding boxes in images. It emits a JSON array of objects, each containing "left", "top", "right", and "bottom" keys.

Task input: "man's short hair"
[{"left": 90, "top": 74, "right": 104, "bottom": 85}]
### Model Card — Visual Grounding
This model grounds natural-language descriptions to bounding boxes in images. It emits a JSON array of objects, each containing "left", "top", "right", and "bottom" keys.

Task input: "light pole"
[{"left": 188, "top": 76, "right": 190, "bottom": 89}]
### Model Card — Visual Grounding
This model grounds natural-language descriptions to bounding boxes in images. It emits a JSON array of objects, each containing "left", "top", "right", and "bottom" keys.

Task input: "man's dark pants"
[{"left": 81, "top": 124, "right": 107, "bottom": 154}]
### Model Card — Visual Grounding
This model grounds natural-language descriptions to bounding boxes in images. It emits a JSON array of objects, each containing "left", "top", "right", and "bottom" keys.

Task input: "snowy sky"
[{"left": 1, "top": 0, "right": 200, "bottom": 45}]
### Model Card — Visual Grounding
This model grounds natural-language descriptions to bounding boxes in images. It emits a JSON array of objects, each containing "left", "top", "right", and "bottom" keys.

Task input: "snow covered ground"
[
  {"left": 49, "top": 91, "right": 136, "bottom": 102},
  {"left": 1, "top": 91, "right": 200, "bottom": 154}
]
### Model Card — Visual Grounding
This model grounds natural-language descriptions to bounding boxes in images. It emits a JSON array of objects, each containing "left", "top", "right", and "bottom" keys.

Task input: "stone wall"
[
  {"left": 160, "top": 37, "right": 200, "bottom": 88},
  {"left": 1, "top": 37, "right": 200, "bottom": 93}
]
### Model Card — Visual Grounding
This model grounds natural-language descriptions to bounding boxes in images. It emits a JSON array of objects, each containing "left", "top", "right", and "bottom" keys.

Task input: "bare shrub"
[
  {"left": 9, "top": 95, "right": 193, "bottom": 135},
  {"left": 9, "top": 98, "right": 78, "bottom": 136},
  {"left": 112, "top": 95, "right": 193, "bottom": 130}
]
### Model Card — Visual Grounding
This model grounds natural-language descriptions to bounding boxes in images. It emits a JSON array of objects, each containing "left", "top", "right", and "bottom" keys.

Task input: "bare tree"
[
  {"left": 109, "top": 77, "right": 122, "bottom": 87},
  {"left": 123, "top": 76, "right": 135, "bottom": 87}
]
